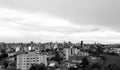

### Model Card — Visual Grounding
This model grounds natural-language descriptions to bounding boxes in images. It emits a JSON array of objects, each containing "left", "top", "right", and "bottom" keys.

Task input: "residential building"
[
  {"left": 64, "top": 46, "right": 72, "bottom": 60},
  {"left": 64, "top": 46, "right": 80, "bottom": 60},
  {"left": 17, "top": 51, "right": 47, "bottom": 70},
  {"left": 15, "top": 47, "right": 19, "bottom": 52}
]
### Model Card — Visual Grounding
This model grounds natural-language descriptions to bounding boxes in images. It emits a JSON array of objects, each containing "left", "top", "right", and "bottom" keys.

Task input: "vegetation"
[{"left": 29, "top": 63, "right": 47, "bottom": 70}]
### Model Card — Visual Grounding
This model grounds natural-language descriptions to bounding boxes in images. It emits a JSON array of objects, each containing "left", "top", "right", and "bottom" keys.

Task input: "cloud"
[
  {"left": 91, "top": 28, "right": 100, "bottom": 32},
  {"left": 0, "top": 7, "right": 120, "bottom": 43},
  {"left": 0, "top": 7, "right": 97, "bottom": 33}
]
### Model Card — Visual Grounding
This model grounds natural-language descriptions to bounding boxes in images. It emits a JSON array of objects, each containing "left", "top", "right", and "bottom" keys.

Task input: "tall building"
[
  {"left": 17, "top": 52, "right": 47, "bottom": 70},
  {"left": 53, "top": 42, "right": 58, "bottom": 49},
  {"left": 81, "top": 41, "right": 83, "bottom": 48},
  {"left": 64, "top": 47, "right": 71, "bottom": 60},
  {"left": 64, "top": 46, "right": 79, "bottom": 60},
  {"left": 72, "top": 47, "right": 79, "bottom": 55}
]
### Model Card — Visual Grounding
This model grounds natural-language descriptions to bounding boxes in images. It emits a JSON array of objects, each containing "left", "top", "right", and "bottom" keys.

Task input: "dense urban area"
[{"left": 0, "top": 41, "right": 120, "bottom": 70}]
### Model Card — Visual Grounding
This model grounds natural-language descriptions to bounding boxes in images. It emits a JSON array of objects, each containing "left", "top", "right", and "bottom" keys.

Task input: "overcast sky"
[{"left": 0, "top": 0, "right": 120, "bottom": 43}]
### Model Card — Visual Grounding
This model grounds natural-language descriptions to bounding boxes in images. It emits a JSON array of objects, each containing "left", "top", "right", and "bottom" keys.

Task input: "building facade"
[
  {"left": 64, "top": 46, "right": 80, "bottom": 60},
  {"left": 17, "top": 52, "right": 47, "bottom": 70}
]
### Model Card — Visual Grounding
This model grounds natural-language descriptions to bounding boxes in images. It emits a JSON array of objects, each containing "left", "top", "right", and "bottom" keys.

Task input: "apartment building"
[{"left": 17, "top": 51, "right": 47, "bottom": 70}]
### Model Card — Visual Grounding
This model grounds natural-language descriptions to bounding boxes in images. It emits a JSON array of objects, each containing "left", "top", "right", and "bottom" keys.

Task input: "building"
[
  {"left": 72, "top": 47, "right": 79, "bottom": 55},
  {"left": 64, "top": 46, "right": 72, "bottom": 60},
  {"left": 0, "top": 65, "right": 3, "bottom": 70},
  {"left": 17, "top": 52, "right": 47, "bottom": 70},
  {"left": 64, "top": 46, "right": 80, "bottom": 60},
  {"left": 78, "top": 50, "right": 89, "bottom": 56},
  {"left": 16, "top": 47, "right": 20, "bottom": 52},
  {"left": 81, "top": 41, "right": 84, "bottom": 48},
  {"left": 53, "top": 42, "right": 58, "bottom": 49}
]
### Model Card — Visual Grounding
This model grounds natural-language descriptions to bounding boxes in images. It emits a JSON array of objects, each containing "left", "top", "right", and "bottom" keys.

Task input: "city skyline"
[{"left": 0, "top": 0, "right": 120, "bottom": 44}]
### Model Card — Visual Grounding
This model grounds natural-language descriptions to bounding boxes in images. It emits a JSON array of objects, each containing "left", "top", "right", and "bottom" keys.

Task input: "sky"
[{"left": 0, "top": 0, "right": 120, "bottom": 44}]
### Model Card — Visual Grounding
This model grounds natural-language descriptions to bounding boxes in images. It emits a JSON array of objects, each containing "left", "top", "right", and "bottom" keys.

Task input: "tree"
[
  {"left": 0, "top": 59, "right": 9, "bottom": 69},
  {"left": 69, "top": 67, "right": 77, "bottom": 70},
  {"left": 0, "top": 49, "right": 8, "bottom": 61},
  {"left": 105, "top": 64, "right": 120, "bottom": 70},
  {"left": 29, "top": 63, "right": 47, "bottom": 70},
  {"left": 51, "top": 51, "right": 63, "bottom": 64},
  {"left": 81, "top": 57, "right": 89, "bottom": 70}
]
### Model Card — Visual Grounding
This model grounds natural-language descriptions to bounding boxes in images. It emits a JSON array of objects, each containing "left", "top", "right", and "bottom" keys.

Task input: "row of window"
[
  {"left": 19, "top": 60, "right": 40, "bottom": 62},
  {"left": 19, "top": 56, "right": 46, "bottom": 59}
]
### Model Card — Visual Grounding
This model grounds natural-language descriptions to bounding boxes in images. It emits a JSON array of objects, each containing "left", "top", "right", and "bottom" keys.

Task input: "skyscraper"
[{"left": 81, "top": 41, "right": 83, "bottom": 48}]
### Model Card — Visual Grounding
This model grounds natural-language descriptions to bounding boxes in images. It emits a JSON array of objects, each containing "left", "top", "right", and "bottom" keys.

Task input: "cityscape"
[
  {"left": 0, "top": 0, "right": 120, "bottom": 70},
  {"left": 0, "top": 41, "right": 120, "bottom": 70}
]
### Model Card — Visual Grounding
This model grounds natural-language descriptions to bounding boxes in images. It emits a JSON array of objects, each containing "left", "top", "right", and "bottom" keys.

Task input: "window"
[
  {"left": 27, "top": 63, "right": 29, "bottom": 65},
  {"left": 33, "top": 60, "right": 35, "bottom": 62}
]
